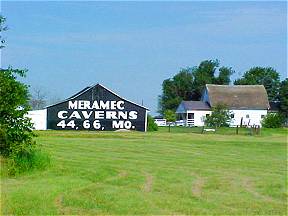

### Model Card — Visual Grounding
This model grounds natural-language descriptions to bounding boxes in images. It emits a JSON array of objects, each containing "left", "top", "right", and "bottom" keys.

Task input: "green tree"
[
  {"left": 234, "top": 67, "right": 280, "bottom": 101},
  {"left": 0, "top": 16, "right": 47, "bottom": 175},
  {"left": 147, "top": 115, "right": 158, "bottom": 132},
  {"left": 158, "top": 59, "right": 233, "bottom": 114},
  {"left": 279, "top": 78, "right": 288, "bottom": 118},
  {"left": 164, "top": 110, "right": 176, "bottom": 132},
  {"left": 261, "top": 113, "right": 284, "bottom": 128},
  {"left": 205, "top": 104, "right": 231, "bottom": 128}
]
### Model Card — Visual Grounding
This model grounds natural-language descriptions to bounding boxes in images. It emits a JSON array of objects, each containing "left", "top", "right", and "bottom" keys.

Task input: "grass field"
[{"left": 1, "top": 128, "right": 287, "bottom": 215}]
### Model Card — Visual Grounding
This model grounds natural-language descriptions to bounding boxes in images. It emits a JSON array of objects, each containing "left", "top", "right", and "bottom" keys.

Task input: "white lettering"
[
  {"left": 95, "top": 111, "right": 105, "bottom": 119},
  {"left": 69, "top": 111, "right": 82, "bottom": 119},
  {"left": 82, "top": 111, "right": 93, "bottom": 119},
  {"left": 106, "top": 111, "right": 117, "bottom": 119},
  {"left": 112, "top": 121, "right": 124, "bottom": 129},
  {"left": 99, "top": 101, "right": 109, "bottom": 109},
  {"left": 118, "top": 111, "right": 128, "bottom": 119},
  {"left": 68, "top": 101, "right": 77, "bottom": 109},
  {"left": 129, "top": 111, "right": 138, "bottom": 120},
  {"left": 117, "top": 101, "right": 125, "bottom": 110},
  {"left": 58, "top": 111, "right": 68, "bottom": 119}
]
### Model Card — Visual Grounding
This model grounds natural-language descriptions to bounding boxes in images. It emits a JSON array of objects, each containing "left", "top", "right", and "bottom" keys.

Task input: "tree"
[
  {"left": 0, "top": 16, "right": 46, "bottom": 175},
  {"left": 29, "top": 87, "right": 47, "bottom": 110},
  {"left": 279, "top": 78, "right": 288, "bottom": 118},
  {"left": 205, "top": 104, "right": 231, "bottom": 128},
  {"left": 234, "top": 67, "right": 280, "bottom": 101},
  {"left": 261, "top": 113, "right": 284, "bottom": 128},
  {"left": 0, "top": 67, "right": 36, "bottom": 156},
  {"left": 147, "top": 115, "right": 158, "bottom": 132},
  {"left": 158, "top": 59, "right": 233, "bottom": 114},
  {"left": 164, "top": 110, "right": 176, "bottom": 132}
]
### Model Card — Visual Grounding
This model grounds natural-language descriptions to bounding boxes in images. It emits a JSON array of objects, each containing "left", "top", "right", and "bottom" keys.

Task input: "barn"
[
  {"left": 176, "top": 84, "right": 270, "bottom": 127},
  {"left": 27, "top": 84, "right": 149, "bottom": 131}
]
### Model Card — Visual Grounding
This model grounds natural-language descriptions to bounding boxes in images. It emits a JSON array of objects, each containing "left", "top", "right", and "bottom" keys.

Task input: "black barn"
[{"left": 46, "top": 84, "right": 149, "bottom": 131}]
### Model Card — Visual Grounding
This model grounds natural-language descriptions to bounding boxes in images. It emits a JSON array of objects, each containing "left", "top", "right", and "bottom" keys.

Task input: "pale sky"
[{"left": 1, "top": 1, "right": 287, "bottom": 115}]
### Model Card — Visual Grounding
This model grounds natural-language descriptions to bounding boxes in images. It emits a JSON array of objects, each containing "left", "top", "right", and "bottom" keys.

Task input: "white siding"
[
  {"left": 187, "top": 110, "right": 212, "bottom": 126},
  {"left": 26, "top": 109, "right": 47, "bottom": 130},
  {"left": 229, "top": 109, "right": 267, "bottom": 127}
]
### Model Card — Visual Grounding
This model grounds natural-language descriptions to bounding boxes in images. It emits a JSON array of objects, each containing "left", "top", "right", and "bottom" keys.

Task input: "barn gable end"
[{"left": 46, "top": 84, "right": 148, "bottom": 131}]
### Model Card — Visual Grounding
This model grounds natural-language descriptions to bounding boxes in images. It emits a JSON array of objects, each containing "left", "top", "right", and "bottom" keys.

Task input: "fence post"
[{"left": 236, "top": 125, "right": 239, "bottom": 135}]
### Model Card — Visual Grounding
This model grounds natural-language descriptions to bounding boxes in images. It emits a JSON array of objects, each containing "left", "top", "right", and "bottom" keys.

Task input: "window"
[
  {"left": 261, "top": 115, "right": 265, "bottom": 119},
  {"left": 206, "top": 114, "right": 210, "bottom": 117},
  {"left": 231, "top": 114, "right": 234, "bottom": 118},
  {"left": 187, "top": 113, "right": 194, "bottom": 119},
  {"left": 246, "top": 114, "right": 249, "bottom": 118}
]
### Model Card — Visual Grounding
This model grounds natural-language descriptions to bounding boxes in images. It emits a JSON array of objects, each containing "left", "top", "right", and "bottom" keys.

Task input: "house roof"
[
  {"left": 176, "top": 101, "right": 211, "bottom": 113},
  {"left": 205, "top": 84, "right": 270, "bottom": 109},
  {"left": 45, "top": 83, "right": 149, "bottom": 110}
]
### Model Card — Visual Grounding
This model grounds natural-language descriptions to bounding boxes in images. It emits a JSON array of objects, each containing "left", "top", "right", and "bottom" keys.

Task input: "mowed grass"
[{"left": 1, "top": 128, "right": 287, "bottom": 215}]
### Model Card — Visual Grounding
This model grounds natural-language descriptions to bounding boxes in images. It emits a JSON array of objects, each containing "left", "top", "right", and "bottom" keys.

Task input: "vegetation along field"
[{"left": 1, "top": 128, "right": 287, "bottom": 215}]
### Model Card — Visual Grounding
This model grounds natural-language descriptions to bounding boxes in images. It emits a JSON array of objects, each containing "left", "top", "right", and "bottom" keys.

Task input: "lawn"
[{"left": 1, "top": 128, "right": 287, "bottom": 215}]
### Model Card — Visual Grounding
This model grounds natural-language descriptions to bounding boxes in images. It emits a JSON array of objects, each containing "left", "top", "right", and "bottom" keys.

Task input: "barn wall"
[
  {"left": 26, "top": 109, "right": 47, "bottom": 130},
  {"left": 229, "top": 109, "right": 267, "bottom": 127},
  {"left": 46, "top": 85, "right": 148, "bottom": 131}
]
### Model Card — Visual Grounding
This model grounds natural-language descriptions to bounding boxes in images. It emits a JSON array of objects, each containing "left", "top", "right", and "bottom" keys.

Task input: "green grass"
[{"left": 1, "top": 128, "right": 287, "bottom": 215}]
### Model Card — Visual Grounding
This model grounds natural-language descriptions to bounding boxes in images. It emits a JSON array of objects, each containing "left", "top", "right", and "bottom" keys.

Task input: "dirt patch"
[
  {"left": 118, "top": 170, "right": 128, "bottom": 178},
  {"left": 143, "top": 174, "right": 153, "bottom": 193},
  {"left": 242, "top": 178, "right": 274, "bottom": 203},
  {"left": 191, "top": 174, "right": 205, "bottom": 198}
]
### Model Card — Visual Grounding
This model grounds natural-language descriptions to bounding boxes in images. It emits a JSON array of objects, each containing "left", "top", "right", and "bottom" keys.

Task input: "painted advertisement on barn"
[{"left": 46, "top": 84, "right": 148, "bottom": 131}]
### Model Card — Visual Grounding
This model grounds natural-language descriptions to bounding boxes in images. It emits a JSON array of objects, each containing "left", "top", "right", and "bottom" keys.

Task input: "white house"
[{"left": 176, "top": 84, "right": 270, "bottom": 127}]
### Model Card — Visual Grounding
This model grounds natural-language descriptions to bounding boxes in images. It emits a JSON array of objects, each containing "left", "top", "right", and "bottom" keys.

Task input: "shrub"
[
  {"left": 262, "top": 113, "right": 284, "bottom": 128},
  {"left": 205, "top": 104, "right": 231, "bottom": 128},
  {"left": 7, "top": 149, "right": 50, "bottom": 176},
  {"left": 147, "top": 115, "right": 158, "bottom": 131}
]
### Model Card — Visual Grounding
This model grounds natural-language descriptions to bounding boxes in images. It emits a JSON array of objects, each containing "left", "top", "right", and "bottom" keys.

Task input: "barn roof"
[
  {"left": 176, "top": 101, "right": 211, "bottom": 113},
  {"left": 45, "top": 83, "right": 149, "bottom": 110},
  {"left": 205, "top": 84, "right": 270, "bottom": 109}
]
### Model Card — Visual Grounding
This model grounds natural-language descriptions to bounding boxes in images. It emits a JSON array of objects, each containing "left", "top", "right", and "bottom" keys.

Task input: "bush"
[
  {"left": 205, "top": 104, "right": 231, "bottom": 128},
  {"left": 147, "top": 115, "right": 158, "bottom": 131},
  {"left": 262, "top": 113, "right": 284, "bottom": 128},
  {"left": 7, "top": 150, "right": 50, "bottom": 176}
]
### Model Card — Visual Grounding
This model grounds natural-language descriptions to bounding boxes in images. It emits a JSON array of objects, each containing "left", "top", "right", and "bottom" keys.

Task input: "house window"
[
  {"left": 246, "top": 114, "right": 249, "bottom": 118},
  {"left": 206, "top": 114, "right": 210, "bottom": 118},
  {"left": 261, "top": 115, "right": 265, "bottom": 119},
  {"left": 187, "top": 113, "right": 194, "bottom": 119},
  {"left": 231, "top": 114, "right": 234, "bottom": 118}
]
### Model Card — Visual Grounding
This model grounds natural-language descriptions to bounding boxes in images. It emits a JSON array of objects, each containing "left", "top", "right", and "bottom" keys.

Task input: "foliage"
[
  {"left": 279, "top": 78, "right": 288, "bottom": 118},
  {"left": 164, "top": 110, "right": 176, "bottom": 123},
  {"left": 205, "top": 104, "right": 231, "bottom": 128},
  {"left": 234, "top": 67, "right": 280, "bottom": 101},
  {"left": 147, "top": 115, "right": 158, "bottom": 132},
  {"left": 0, "top": 68, "right": 36, "bottom": 156},
  {"left": 7, "top": 149, "right": 50, "bottom": 176},
  {"left": 158, "top": 59, "right": 233, "bottom": 114},
  {"left": 164, "top": 110, "right": 176, "bottom": 132},
  {"left": 261, "top": 113, "right": 284, "bottom": 128}
]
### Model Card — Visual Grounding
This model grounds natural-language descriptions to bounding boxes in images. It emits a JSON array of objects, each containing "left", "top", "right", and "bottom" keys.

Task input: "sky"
[{"left": 1, "top": 1, "right": 287, "bottom": 115}]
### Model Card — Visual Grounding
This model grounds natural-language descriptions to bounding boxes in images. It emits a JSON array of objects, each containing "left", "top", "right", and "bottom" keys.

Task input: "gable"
[{"left": 46, "top": 84, "right": 148, "bottom": 131}]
